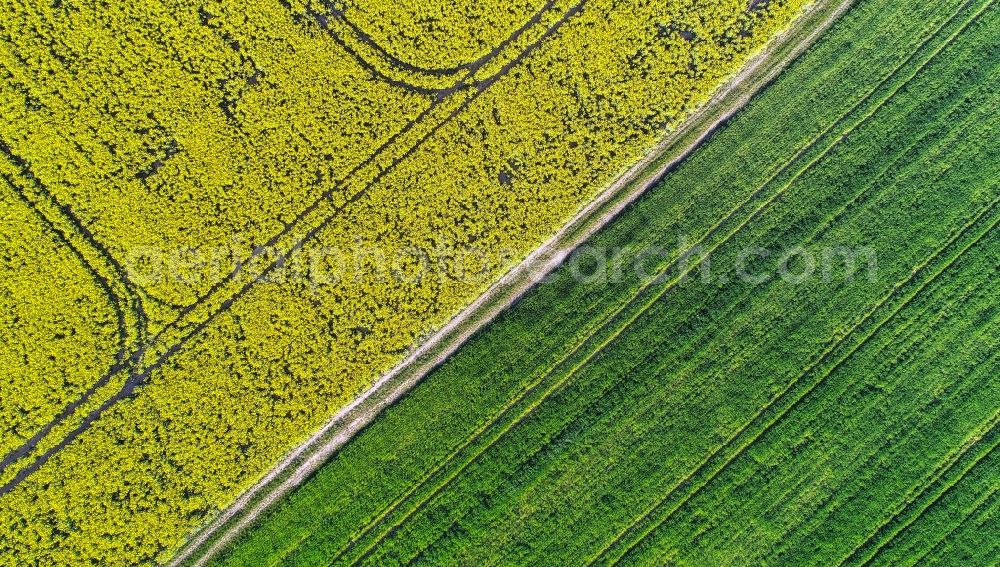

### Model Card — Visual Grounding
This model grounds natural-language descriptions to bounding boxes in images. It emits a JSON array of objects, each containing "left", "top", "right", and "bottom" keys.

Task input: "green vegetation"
[
  {"left": 207, "top": 0, "right": 1000, "bottom": 564},
  {"left": 870, "top": 446, "right": 1000, "bottom": 565}
]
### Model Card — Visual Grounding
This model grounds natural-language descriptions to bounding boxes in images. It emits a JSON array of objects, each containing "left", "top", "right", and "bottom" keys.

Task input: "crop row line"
[
  {"left": 576, "top": 107, "right": 999, "bottom": 566},
  {"left": 743, "top": 185, "right": 1000, "bottom": 560},
  {"left": 909, "top": 480, "right": 1000, "bottom": 564},
  {"left": 844, "top": 412, "right": 1000, "bottom": 566},
  {"left": 758, "top": 261, "right": 1000, "bottom": 565},
  {"left": 585, "top": 1, "right": 998, "bottom": 557},
  {"left": 439, "top": 80, "right": 1000, "bottom": 563},
  {"left": 749, "top": 282, "right": 1000, "bottom": 562}
]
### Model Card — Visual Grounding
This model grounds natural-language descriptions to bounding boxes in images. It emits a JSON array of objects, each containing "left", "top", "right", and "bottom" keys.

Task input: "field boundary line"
[
  {"left": 591, "top": 192, "right": 1000, "bottom": 565},
  {"left": 332, "top": 0, "right": 872, "bottom": 554},
  {"left": 302, "top": 0, "right": 871, "bottom": 559},
  {"left": 336, "top": 0, "right": 987, "bottom": 560},
  {"left": 348, "top": 50, "right": 983, "bottom": 562},
  {"left": 844, "top": 414, "right": 1000, "bottom": 566},
  {"left": 169, "top": 1, "right": 853, "bottom": 564}
]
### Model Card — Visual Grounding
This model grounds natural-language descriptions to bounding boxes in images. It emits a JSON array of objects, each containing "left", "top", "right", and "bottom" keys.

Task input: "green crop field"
[{"left": 204, "top": 0, "right": 1000, "bottom": 564}]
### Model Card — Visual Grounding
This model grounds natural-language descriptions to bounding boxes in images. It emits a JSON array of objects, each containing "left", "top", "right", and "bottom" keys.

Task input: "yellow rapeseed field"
[{"left": 1, "top": 0, "right": 807, "bottom": 562}]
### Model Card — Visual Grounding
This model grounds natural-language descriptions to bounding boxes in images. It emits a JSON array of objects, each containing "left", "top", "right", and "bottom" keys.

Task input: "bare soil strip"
[{"left": 171, "top": 0, "right": 854, "bottom": 564}]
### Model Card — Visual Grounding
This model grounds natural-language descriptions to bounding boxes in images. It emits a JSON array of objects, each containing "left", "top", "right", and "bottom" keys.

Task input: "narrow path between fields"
[{"left": 170, "top": 1, "right": 854, "bottom": 564}]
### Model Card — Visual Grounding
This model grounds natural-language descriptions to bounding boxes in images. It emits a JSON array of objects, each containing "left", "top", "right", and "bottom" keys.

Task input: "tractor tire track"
[
  {"left": 593, "top": 193, "right": 1000, "bottom": 566},
  {"left": 310, "top": 0, "right": 560, "bottom": 94},
  {"left": 0, "top": 0, "right": 587, "bottom": 499},
  {"left": 843, "top": 414, "right": 1000, "bottom": 567},
  {"left": 0, "top": 144, "right": 148, "bottom": 476}
]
